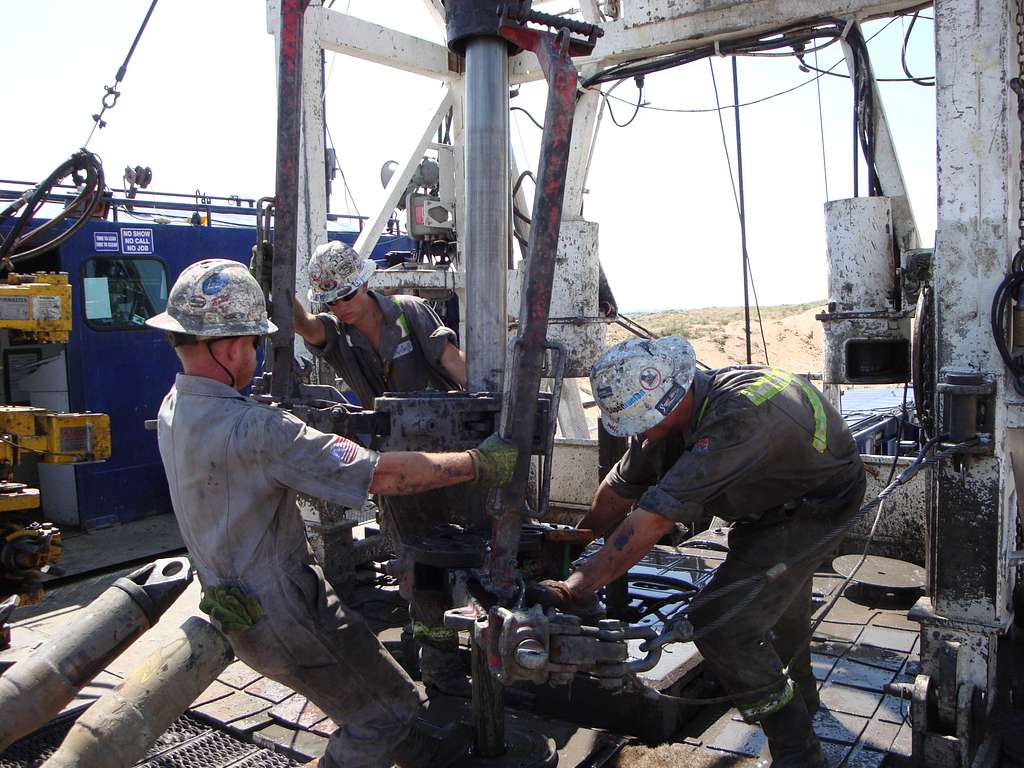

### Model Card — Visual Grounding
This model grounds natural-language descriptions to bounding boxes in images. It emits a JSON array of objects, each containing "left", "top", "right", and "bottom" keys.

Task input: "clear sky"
[{"left": 1, "top": 1, "right": 937, "bottom": 313}]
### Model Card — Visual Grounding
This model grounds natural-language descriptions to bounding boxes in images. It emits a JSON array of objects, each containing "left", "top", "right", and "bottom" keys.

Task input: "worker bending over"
[
  {"left": 293, "top": 241, "right": 469, "bottom": 695},
  {"left": 148, "top": 260, "right": 515, "bottom": 768},
  {"left": 533, "top": 337, "right": 865, "bottom": 768}
]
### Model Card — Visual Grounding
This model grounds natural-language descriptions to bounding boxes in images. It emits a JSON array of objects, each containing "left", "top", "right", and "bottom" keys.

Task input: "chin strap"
[{"left": 205, "top": 340, "right": 236, "bottom": 388}]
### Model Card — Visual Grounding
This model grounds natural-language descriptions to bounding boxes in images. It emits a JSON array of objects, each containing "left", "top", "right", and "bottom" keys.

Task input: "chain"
[{"left": 1012, "top": 0, "right": 1024, "bottom": 253}]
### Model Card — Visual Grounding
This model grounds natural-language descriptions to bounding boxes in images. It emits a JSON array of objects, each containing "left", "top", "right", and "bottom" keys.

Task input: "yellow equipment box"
[
  {"left": 0, "top": 273, "right": 72, "bottom": 343},
  {"left": 0, "top": 407, "right": 111, "bottom": 466}
]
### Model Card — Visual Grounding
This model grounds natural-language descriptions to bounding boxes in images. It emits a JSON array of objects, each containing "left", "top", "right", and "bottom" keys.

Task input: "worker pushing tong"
[
  {"left": 292, "top": 242, "right": 470, "bottom": 695},
  {"left": 530, "top": 336, "right": 866, "bottom": 768},
  {"left": 147, "top": 259, "right": 514, "bottom": 768}
]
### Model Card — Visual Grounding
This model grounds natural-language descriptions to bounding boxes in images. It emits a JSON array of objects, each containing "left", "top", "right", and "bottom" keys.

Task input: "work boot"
[
  {"left": 757, "top": 696, "right": 827, "bottom": 768},
  {"left": 392, "top": 719, "right": 474, "bottom": 768},
  {"left": 420, "top": 644, "right": 471, "bottom": 697}
]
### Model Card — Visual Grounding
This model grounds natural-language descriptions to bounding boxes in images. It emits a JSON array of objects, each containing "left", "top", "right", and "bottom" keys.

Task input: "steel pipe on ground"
[
  {"left": 41, "top": 616, "right": 232, "bottom": 768},
  {"left": 0, "top": 557, "right": 193, "bottom": 752}
]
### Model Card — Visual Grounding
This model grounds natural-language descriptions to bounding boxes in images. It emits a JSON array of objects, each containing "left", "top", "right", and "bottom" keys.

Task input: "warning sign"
[
  {"left": 93, "top": 232, "right": 119, "bottom": 252},
  {"left": 120, "top": 228, "right": 154, "bottom": 255}
]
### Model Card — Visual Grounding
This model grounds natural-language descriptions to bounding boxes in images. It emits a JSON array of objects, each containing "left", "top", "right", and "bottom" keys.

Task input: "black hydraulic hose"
[
  {"left": 0, "top": 151, "right": 105, "bottom": 266},
  {"left": 991, "top": 251, "right": 1024, "bottom": 394}
]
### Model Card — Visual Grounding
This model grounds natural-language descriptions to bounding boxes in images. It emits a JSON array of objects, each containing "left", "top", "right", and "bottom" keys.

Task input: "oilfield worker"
[
  {"left": 530, "top": 337, "right": 866, "bottom": 768},
  {"left": 292, "top": 240, "right": 467, "bottom": 404},
  {"left": 148, "top": 259, "right": 516, "bottom": 768},
  {"left": 292, "top": 240, "right": 470, "bottom": 695}
]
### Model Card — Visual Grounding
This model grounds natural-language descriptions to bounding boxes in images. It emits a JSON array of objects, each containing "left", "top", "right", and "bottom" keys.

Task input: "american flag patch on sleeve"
[{"left": 329, "top": 436, "right": 360, "bottom": 466}]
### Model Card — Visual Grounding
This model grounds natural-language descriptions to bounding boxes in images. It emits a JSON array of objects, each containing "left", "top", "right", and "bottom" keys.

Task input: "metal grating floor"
[{"left": 0, "top": 715, "right": 302, "bottom": 768}]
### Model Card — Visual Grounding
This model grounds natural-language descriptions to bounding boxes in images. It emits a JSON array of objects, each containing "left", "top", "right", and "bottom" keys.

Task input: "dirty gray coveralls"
[
  {"left": 605, "top": 366, "right": 866, "bottom": 721},
  {"left": 157, "top": 374, "right": 420, "bottom": 768},
  {"left": 305, "top": 291, "right": 465, "bottom": 674}
]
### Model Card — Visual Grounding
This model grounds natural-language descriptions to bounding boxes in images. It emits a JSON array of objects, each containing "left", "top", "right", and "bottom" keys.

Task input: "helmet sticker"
[
  {"left": 201, "top": 272, "right": 229, "bottom": 295},
  {"left": 639, "top": 367, "right": 662, "bottom": 390},
  {"left": 607, "top": 390, "right": 644, "bottom": 414},
  {"left": 188, "top": 296, "right": 207, "bottom": 309},
  {"left": 655, "top": 381, "right": 685, "bottom": 415},
  {"left": 597, "top": 385, "right": 613, "bottom": 399}
]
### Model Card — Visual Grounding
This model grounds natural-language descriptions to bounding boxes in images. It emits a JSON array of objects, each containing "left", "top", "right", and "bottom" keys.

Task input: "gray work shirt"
[
  {"left": 606, "top": 366, "right": 862, "bottom": 524},
  {"left": 305, "top": 291, "right": 457, "bottom": 407},
  {"left": 157, "top": 374, "right": 379, "bottom": 589}
]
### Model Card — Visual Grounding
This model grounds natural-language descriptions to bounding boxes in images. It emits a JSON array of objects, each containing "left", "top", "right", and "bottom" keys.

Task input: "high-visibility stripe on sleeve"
[
  {"left": 740, "top": 368, "right": 790, "bottom": 405},
  {"left": 793, "top": 375, "right": 828, "bottom": 453},
  {"left": 739, "top": 368, "right": 827, "bottom": 453}
]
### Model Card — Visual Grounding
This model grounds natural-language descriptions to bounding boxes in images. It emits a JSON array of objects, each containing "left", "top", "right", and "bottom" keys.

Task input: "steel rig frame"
[{"left": 263, "top": 1, "right": 1023, "bottom": 766}]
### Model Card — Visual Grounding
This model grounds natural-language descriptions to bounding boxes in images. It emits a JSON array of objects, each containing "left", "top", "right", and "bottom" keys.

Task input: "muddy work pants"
[
  {"left": 689, "top": 471, "right": 865, "bottom": 722},
  {"left": 226, "top": 563, "right": 420, "bottom": 768},
  {"left": 379, "top": 493, "right": 476, "bottom": 687}
]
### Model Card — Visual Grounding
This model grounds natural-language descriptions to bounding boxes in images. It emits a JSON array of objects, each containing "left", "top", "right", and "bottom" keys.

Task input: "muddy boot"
[
  {"left": 392, "top": 719, "right": 474, "bottom": 768},
  {"left": 420, "top": 644, "right": 470, "bottom": 697},
  {"left": 758, "top": 696, "right": 826, "bottom": 768}
]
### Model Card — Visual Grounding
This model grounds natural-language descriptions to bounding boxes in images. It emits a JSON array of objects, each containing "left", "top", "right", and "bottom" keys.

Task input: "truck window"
[{"left": 83, "top": 258, "right": 168, "bottom": 330}]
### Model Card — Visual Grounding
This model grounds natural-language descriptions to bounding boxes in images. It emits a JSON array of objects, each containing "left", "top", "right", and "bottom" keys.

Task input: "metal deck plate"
[
  {"left": 0, "top": 715, "right": 302, "bottom": 768},
  {"left": 832, "top": 555, "right": 925, "bottom": 591}
]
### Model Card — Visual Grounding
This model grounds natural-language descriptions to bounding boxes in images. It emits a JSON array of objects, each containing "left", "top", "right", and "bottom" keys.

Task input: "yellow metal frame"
[
  {"left": 0, "top": 407, "right": 111, "bottom": 465},
  {"left": 0, "top": 273, "right": 72, "bottom": 343}
]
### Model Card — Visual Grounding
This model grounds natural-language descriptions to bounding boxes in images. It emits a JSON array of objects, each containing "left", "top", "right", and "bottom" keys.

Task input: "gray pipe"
[
  {"left": 463, "top": 36, "right": 509, "bottom": 393},
  {"left": 41, "top": 616, "right": 232, "bottom": 768},
  {"left": 0, "top": 557, "right": 192, "bottom": 752}
]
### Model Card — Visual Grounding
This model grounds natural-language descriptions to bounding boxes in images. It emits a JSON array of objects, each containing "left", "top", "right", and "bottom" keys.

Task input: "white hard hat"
[
  {"left": 307, "top": 241, "right": 376, "bottom": 304},
  {"left": 146, "top": 259, "right": 278, "bottom": 337},
  {"left": 589, "top": 337, "right": 697, "bottom": 437}
]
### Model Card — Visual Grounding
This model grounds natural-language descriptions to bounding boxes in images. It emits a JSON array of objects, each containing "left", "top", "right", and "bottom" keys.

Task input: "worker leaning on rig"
[
  {"left": 292, "top": 240, "right": 466, "bottom": 403},
  {"left": 147, "top": 259, "right": 516, "bottom": 768},
  {"left": 292, "top": 240, "right": 469, "bottom": 695},
  {"left": 531, "top": 337, "right": 865, "bottom": 768}
]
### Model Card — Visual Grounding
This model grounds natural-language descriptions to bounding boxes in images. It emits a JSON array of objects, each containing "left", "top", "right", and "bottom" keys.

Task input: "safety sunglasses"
[{"left": 326, "top": 289, "right": 358, "bottom": 306}]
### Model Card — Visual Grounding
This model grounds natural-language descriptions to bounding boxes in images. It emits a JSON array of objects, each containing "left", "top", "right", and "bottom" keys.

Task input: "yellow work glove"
[
  {"left": 467, "top": 433, "right": 518, "bottom": 487},
  {"left": 199, "top": 586, "right": 263, "bottom": 633}
]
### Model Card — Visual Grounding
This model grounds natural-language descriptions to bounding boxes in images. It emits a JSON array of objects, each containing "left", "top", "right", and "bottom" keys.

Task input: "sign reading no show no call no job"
[{"left": 92, "top": 229, "right": 154, "bottom": 254}]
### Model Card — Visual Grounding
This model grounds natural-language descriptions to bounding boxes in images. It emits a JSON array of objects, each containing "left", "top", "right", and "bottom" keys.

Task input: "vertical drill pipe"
[
  {"left": 463, "top": 37, "right": 510, "bottom": 393},
  {"left": 270, "top": 0, "right": 310, "bottom": 400},
  {"left": 471, "top": 614, "right": 505, "bottom": 757},
  {"left": 484, "top": 28, "right": 581, "bottom": 597}
]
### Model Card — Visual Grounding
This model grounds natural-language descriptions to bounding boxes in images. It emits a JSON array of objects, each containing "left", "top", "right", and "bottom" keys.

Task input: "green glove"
[
  {"left": 199, "top": 586, "right": 263, "bottom": 633},
  {"left": 467, "top": 433, "right": 518, "bottom": 487}
]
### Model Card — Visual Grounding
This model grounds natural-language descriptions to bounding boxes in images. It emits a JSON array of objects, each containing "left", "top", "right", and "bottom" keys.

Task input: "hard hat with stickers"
[
  {"left": 306, "top": 241, "right": 377, "bottom": 305},
  {"left": 589, "top": 336, "right": 697, "bottom": 437},
  {"left": 145, "top": 259, "right": 278, "bottom": 338}
]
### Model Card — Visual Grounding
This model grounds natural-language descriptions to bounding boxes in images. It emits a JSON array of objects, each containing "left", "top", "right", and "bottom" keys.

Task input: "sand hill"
[{"left": 605, "top": 300, "right": 826, "bottom": 375}]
